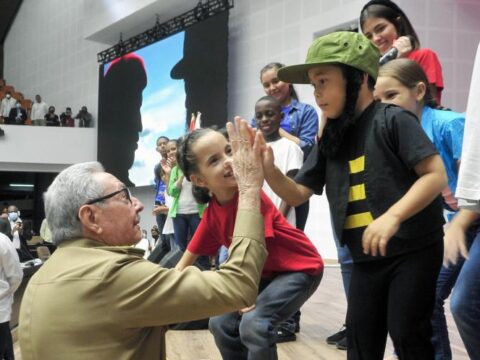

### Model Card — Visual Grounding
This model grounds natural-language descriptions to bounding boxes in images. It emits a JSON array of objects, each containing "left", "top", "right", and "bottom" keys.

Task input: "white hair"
[{"left": 44, "top": 162, "right": 105, "bottom": 245}]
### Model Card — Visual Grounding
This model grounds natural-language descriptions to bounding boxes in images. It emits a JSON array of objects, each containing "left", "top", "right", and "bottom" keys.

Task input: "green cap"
[{"left": 278, "top": 31, "right": 380, "bottom": 84}]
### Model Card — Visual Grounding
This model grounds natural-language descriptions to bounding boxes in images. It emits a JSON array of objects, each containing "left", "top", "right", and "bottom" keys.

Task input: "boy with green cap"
[{"left": 259, "top": 31, "right": 447, "bottom": 359}]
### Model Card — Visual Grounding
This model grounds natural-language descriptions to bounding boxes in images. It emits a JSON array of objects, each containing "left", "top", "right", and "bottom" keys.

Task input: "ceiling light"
[{"left": 9, "top": 183, "right": 34, "bottom": 188}]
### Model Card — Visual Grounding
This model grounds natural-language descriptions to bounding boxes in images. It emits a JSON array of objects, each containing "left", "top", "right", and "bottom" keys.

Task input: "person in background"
[
  {"left": 7, "top": 101, "right": 27, "bottom": 125},
  {"left": 375, "top": 58, "right": 471, "bottom": 360},
  {"left": 167, "top": 138, "right": 206, "bottom": 258},
  {"left": 153, "top": 136, "right": 170, "bottom": 237},
  {"left": 45, "top": 106, "right": 60, "bottom": 127},
  {"left": 0, "top": 207, "right": 12, "bottom": 239},
  {"left": 60, "top": 107, "right": 75, "bottom": 127},
  {"left": 255, "top": 95, "right": 303, "bottom": 227},
  {"left": 30, "top": 95, "right": 48, "bottom": 126},
  {"left": 360, "top": 0, "right": 444, "bottom": 104},
  {"left": 0, "top": 91, "right": 17, "bottom": 124},
  {"left": 18, "top": 130, "right": 268, "bottom": 360},
  {"left": 75, "top": 106, "right": 93, "bottom": 128},
  {"left": 255, "top": 95, "right": 306, "bottom": 343},
  {"left": 7, "top": 205, "right": 23, "bottom": 251},
  {"left": 0, "top": 232, "right": 23, "bottom": 360}
]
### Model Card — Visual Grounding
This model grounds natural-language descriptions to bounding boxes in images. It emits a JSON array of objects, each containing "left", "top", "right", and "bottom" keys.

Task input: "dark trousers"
[
  {"left": 0, "top": 321, "right": 14, "bottom": 360},
  {"left": 294, "top": 199, "right": 309, "bottom": 231},
  {"left": 155, "top": 213, "right": 167, "bottom": 241},
  {"left": 347, "top": 241, "right": 443, "bottom": 360}
]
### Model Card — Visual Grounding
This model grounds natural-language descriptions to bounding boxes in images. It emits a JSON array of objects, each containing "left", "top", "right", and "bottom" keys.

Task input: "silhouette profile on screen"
[
  {"left": 170, "top": 11, "right": 228, "bottom": 129},
  {"left": 98, "top": 54, "right": 147, "bottom": 187}
]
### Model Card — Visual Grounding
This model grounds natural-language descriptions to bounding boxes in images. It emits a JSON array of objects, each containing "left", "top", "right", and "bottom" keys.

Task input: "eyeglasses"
[{"left": 86, "top": 187, "right": 132, "bottom": 205}]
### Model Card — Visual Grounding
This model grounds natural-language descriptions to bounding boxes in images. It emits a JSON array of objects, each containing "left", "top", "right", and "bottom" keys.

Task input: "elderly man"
[{"left": 19, "top": 119, "right": 267, "bottom": 360}]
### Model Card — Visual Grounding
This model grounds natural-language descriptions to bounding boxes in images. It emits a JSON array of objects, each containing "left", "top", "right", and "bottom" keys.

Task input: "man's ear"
[
  {"left": 416, "top": 81, "right": 427, "bottom": 102},
  {"left": 78, "top": 205, "right": 101, "bottom": 234},
  {"left": 190, "top": 174, "right": 207, "bottom": 188}
]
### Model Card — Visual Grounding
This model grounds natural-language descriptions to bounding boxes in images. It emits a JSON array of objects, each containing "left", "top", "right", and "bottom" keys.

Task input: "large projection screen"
[{"left": 97, "top": 12, "right": 228, "bottom": 187}]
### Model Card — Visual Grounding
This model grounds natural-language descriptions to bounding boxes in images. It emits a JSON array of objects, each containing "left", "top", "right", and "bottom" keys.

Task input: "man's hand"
[{"left": 227, "top": 117, "right": 264, "bottom": 195}]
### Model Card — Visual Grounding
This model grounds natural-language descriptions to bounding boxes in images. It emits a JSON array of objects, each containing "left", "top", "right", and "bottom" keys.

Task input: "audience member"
[
  {"left": 254, "top": 95, "right": 307, "bottom": 343},
  {"left": 45, "top": 106, "right": 60, "bottom": 127},
  {"left": 0, "top": 207, "right": 12, "bottom": 239},
  {"left": 153, "top": 136, "right": 170, "bottom": 236},
  {"left": 167, "top": 139, "right": 206, "bottom": 256},
  {"left": 75, "top": 106, "right": 93, "bottom": 127},
  {"left": 255, "top": 95, "right": 303, "bottom": 227},
  {"left": 7, "top": 101, "right": 27, "bottom": 125},
  {"left": 60, "top": 107, "right": 75, "bottom": 127},
  {"left": 0, "top": 232, "right": 23, "bottom": 360},
  {"left": 7, "top": 205, "right": 23, "bottom": 250},
  {"left": 30, "top": 95, "right": 48, "bottom": 126},
  {"left": 174, "top": 124, "right": 323, "bottom": 358},
  {"left": 360, "top": 0, "right": 444, "bottom": 104},
  {"left": 19, "top": 132, "right": 268, "bottom": 360},
  {"left": 266, "top": 31, "right": 446, "bottom": 358},
  {"left": 1, "top": 91, "right": 17, "bottom": 124}
]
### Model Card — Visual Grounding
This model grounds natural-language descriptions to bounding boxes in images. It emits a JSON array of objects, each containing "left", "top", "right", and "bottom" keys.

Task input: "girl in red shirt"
[{"left": 174, "top": 127, "right": 323, "bottom": 359}]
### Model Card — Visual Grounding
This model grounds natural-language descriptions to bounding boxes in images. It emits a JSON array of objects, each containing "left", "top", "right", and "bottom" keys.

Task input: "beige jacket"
[{"left": 19, "top": 210, "right": 266, "bottom": 360}]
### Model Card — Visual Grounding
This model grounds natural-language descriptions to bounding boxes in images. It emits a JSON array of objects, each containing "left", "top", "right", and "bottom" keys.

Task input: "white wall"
[
  {"left": 3, "top": 0, "right": 480, "bottom": 259},
  {"left": 3, "top": 0, "right": 104, "bottom": 123},
  {"left": 0, "top": 125, "right": 96, "bottom": 172}
]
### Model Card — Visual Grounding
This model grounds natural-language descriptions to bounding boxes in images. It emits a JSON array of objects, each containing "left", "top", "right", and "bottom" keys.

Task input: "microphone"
[
  {"left": 379, "top": 36, "right": 414, "bottom": 65},
  {"left": 379, "top": 47, "right": 398, "bottom": 65}
]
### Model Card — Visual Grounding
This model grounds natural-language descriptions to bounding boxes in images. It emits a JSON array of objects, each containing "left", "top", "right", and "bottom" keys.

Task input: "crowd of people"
[
  {"left": 1, "top": 1, "right": 479, "bottom": 359},
  {"left": 0, "top": 91, "right": 93, "bottom": 127}
]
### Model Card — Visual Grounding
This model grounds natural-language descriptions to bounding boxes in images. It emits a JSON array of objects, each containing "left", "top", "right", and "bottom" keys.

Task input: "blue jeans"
[
  {"left": 431, "top": 223, "right": 477, "bottom": 359},
  {"left": 332, "top": 216, "right": 353, "bottom": 300},
  {"left": 172, "top": 213, "right": 201, "bottom": 251},
  {"left": 209, "top": 271, "right": 322, "bottom": 360},
  {"left": 450, "top": 230, "right": 480, "bottom": 360}
]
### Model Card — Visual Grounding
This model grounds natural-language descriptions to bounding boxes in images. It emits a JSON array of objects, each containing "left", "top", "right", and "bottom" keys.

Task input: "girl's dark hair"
[
  {"left": 360, "top": 1, "right": 420, "bottom": 50},
  {"left": 319, "top": 64, "right": 368, "bottom": 158},
  {"left": 260, "top": 62, "right": 299, "bottom": 101},
  {"left": 378, "top": 58, "right": 437, "bottom": 108},
  {"left": 176, "top": 128, "right": 228, "bottom": 204}
]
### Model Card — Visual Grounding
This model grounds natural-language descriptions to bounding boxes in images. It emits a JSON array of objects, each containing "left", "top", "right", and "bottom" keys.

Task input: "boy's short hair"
[{"left": 278, "top": 31, "right": 380, "bottom": 84}]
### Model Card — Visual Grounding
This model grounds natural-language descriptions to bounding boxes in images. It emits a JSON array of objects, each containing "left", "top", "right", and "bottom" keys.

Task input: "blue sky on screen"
[{"left": 107, "top": 32, "right": 186, "bottom": 187}]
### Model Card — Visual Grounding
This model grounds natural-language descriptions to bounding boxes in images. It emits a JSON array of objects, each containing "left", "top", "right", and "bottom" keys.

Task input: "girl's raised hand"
[{"left": 227, "top": 117, "right": 264, "bottom": 193}]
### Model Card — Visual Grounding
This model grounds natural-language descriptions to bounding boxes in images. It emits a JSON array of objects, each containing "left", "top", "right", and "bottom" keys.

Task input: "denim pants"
[
  {"left": 172, "top": 213, "right": 201, "bottom": 251},
  {"left": 209, "top": 271, "right": 322, "bottom": 360},
  {"left": 450, "top": 230, "right": 480, "bottom": 360},
  {"left": 332, "top": 216, "right": 353, "bottom": 299},
  {"left": 430, "top": 223, "right": 477, "bottom": 360}
]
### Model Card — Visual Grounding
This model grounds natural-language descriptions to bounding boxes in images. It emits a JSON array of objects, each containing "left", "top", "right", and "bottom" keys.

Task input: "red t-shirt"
[
  {"left": 188, "top": 191, "right": 324, "bottom": 278},
  {"left": 408, "top": 48, "right": 444, "bottom": 104}
]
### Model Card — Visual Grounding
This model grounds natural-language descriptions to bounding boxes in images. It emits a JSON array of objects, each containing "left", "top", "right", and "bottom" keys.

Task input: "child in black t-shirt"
[{"left": 259, "top": 31, "right": 447, "bottom": 359}]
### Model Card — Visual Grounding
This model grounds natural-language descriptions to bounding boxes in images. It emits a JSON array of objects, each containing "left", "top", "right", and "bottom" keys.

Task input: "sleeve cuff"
[{"left": 233, "top": 210, "right": 265, "bottom": 245}]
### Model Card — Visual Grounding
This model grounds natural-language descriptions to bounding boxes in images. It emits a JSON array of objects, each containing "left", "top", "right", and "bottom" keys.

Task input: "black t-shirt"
[{"left": 295, "top": 101, "right": 443, "bottom": 261}]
